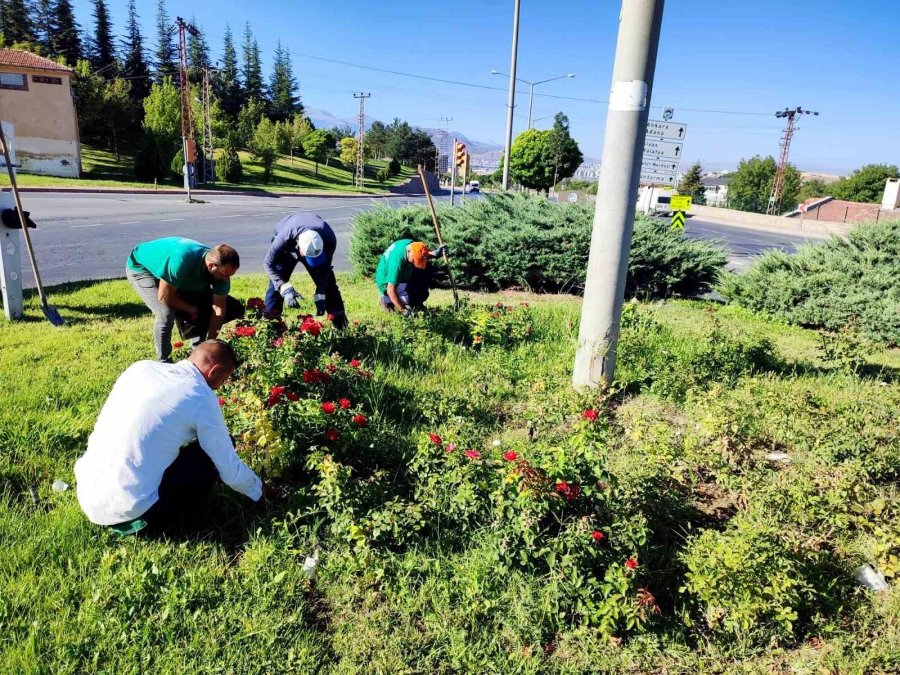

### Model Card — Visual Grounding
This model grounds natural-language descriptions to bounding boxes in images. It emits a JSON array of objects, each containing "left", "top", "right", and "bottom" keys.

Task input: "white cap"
[{"left": 297, "top": 230, "right": 324, "bottom": 260}]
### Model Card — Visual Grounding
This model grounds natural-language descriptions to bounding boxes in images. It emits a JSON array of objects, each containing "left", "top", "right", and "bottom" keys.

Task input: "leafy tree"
[
  {"left": 101, "top": 78, "right": 136, "bottom": 160},
  {"left": 236, "top": 98, "right": 265, "bottom": 148},
  {"left": 216, "top": 140, "right": 243, "bottom": 183},
  {"left": 1, "top": 0, "right": 36, "bottom": 44},
  {"left": 72, "top": 59, "right": 105, "bottom": 140},
  {"left": 241, "top": 22, "right": 264, "bottom": 102},
  {"left": 50, "top": 0, "right": 81, "bottom": 65},
  {"left": 285, "top": 113, "right": 312, "bottom": 163},
  {"left": 509, "top": 127, "right": 582, "bottom": 194},
  {"left": 339, "top": 136, "right": 359, "bottom": 168},
  {"left": 215, "top": 24, "right": 243, "bottom": 118},
  {"left": 365, "top": 120, "right": 389, "bottom": 159},
  {"left": 142, "top": 76, "right": 181, "bottom": 169},
  {"left": 186, "top": 16, "right": 209, "bottom": 82},
  {"left": 829, "top": 164, "right": 899, "bottom": 204},
  {"left": 249, "top": 117, "right": 280, "bottom": 183},
  {"left": 153, "top": 0, "right": 176, "bottom": 82},
  {"left": 798, "top": 178, "right": 828, "bottom": 203},
  {"left": 676, "top": 162, "right": 706, "bottom": 205},
  {"left": 546, "top": 112, "right": 583, "bottom": 188},
  {"left": 726, "top": 155, "right": 800, "bottom": 214},
  {"left": 120, "top": 0, "right": 150, "bottom": 102},
  {"left": 329, "top": 125, "right": 354, "bottom": 142},
  {"left": 88, "top": 0, "right": 116, "bottom": 76},
  {"left": 268, "top": 39, "right": 298, "bottom": 122},
  {"left": 302, "top": 129, "right": 335, "bottom": 176}
]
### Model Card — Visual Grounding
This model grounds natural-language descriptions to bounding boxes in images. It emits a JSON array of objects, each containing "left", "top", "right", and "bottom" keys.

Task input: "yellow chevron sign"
[{"left": 671, "top": 210, "right": 686, "bottom": 231}]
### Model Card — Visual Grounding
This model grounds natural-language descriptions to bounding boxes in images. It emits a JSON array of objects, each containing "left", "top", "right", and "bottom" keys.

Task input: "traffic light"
[{"left": 455, "top": 142, "right": 466, "bottom": 168}]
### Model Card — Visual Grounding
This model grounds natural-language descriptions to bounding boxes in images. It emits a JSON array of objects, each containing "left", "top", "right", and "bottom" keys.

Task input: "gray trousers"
[{"left": 126, "top": 267, "right": 245, "bottom": 362}]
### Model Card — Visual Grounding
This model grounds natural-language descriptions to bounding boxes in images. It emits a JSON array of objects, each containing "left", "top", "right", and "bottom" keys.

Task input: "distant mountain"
[
  {"left": 421, "top": 128, "right": 503, "bottom": 156},
  {"left": 304, "top": 107, "right": 376, "bottom": 135}
]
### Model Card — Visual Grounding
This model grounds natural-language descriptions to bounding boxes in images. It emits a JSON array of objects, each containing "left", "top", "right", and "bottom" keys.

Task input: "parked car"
[{"left": 467, "top": 181, "right": 480, "bottom": 194}]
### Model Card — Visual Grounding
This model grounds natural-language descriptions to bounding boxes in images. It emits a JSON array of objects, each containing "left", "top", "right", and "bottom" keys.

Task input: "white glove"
[{"left": 279, "top": 282, "right": 302, "bottom": 308}]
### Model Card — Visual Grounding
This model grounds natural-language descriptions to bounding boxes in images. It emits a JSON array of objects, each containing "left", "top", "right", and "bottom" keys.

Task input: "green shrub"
[
  {"left": 375, "top": 167, "right": 390, "bottom": 183},
  {"left": 388, "top": 157, "right": 401, "bottom": 176},
  {"left": 133, "top": 130, "right": 167, "bottom": 182},
  {"left": 216, "top": 146, "right": 243, "bottom": 183},
  {"left": 718, "top": 220, "right": 900, "bottom": 345},
  {"left": 350, "top": 193, "right": 726, "bottom": 299}
]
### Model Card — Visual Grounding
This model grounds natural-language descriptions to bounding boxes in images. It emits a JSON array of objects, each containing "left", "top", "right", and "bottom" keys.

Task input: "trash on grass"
[{"left": 854, "top": 564, "right": 890, "bottom": 592}]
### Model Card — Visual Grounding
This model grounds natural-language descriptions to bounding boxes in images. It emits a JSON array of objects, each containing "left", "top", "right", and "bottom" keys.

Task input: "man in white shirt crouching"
[{"left": 75, "top": 340, "right": 263, "bottom": 535}]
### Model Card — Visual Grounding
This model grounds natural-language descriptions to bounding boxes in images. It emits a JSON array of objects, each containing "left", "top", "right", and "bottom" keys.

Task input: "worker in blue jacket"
[{"left": 263, "top": 212, "right": 347, "bottom": 328}]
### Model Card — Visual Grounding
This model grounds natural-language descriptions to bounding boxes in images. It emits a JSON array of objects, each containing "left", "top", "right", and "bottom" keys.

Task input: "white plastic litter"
[
  {"left": 765, "top": 452, "right": 790, "bottom": 462},
  {"left": 303, "top": 547, "right": 320, "bottom": 578},
  {"left": 854, "top": 564, "right": 890, "bottom": 592},
  {"left": 52, "top": 480, "right": 69, "bottom": 492}
]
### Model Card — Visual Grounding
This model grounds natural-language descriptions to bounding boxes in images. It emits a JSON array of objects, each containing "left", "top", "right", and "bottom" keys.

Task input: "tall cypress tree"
[
  {"left": 33, "top": 0, "right": 55, "bottom": 53},
  {"left": 241, "top": 22, "right": 264, "bottom": 102},
  {"left": 89, "top": 0, "right": 116, "bottom": 76},
  {"left": 269, "top": 40, "right": 297, "bottom": 122},
  {"left": 120, "top": 0, "right": 150, "bottom": 101},
  {"left": 215, "top": 24, "right": 243, "bottom": 118},
  {"left": 50, "top": 0, "right": 82, "bottom": 65},
  {"left": 153, "top": 0, "right": 176, "bottom": 82},
  {"left": 186, "top": 16, "right": 209, "bottom": 82},
  {"left": 1, "top": 0, "right": 37, "bottom": 45}
]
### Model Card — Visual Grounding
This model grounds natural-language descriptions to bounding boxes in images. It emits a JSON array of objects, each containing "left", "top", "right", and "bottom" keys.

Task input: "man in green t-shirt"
[
  {"left": 375, "top": 239, "right": 448, "bottom": 314},
  {"left": 126, "top": 237, "right": 244, "bottom": 361}
]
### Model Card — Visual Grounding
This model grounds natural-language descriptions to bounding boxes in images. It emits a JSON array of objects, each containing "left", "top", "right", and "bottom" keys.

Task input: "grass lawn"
[
  {"left": 2, "top": 275, "right": 899, "bottom": 672},
  {"left": 0, "top": 145, "right": 415, "bottom": 194}
]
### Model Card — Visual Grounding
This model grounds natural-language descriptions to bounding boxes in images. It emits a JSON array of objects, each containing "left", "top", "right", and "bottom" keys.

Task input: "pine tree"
[
  {"left": 153, "top": 0, "right": 176, "bottom": 82},
  {"left": 1, "top": 0, "right": 37, "bottom": 45},
  {"left": 675, "top": 162, "right": 706, "bottom": 204},
  {"left": 241, "top": 22, "right": 264, "bottom": 102},
  {"left": 120, "top": 0, "right": 150, "bottom": 102},
  {"left": 50, "top": 0, "right": 82, "bottom": 65},
  {"left": 268, "top": 40, "right": 298, "bottom": 122},
  {"left": 215, "top": 24, "right": 243, "bottom": 118},
  {"left": 33, "top": 0, "right": 55, "bottom": 53},
  {"left": 187, "top": 16, "right": 209, "bottom": 81},
  {"left": 88, "top": 0, "right": 116, "bottom": 76}
]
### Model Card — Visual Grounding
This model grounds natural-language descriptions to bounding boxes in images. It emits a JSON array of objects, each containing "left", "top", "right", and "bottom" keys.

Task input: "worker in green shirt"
[
  {"left": 375, "top": 239, "right": 448, "bottom": 314},
  {"left": 126, "top": 237, "right": 244, "bottom": 361}
]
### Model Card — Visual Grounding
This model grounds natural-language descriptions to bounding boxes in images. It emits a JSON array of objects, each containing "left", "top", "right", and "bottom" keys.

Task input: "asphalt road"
[{"left": 9, "top": 191, "right": 819, "bottom": 288}]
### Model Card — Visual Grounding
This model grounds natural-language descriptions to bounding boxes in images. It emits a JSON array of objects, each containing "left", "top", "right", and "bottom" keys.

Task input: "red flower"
[
  {"left": 555, "top": 480, "right": 581, "bottom": 502},
  {"left": 266, "top": 385, "right": 286, "bottom": 407},
  {"left": 217, "top": 397, "right": 225, "bottom": 406},
  {"left": 235, "top": 325, "right": 256, "bottom": 338},
  {"left": 349, "top": 359, "right": 361, "bottom": 368},
  {"left": 324, "top": 428, "right": 340, "bottom": 442},
  {"left": 285, "top": 391, "right": 300, "bottom": 402},
  {"left": 326, "top": 364, "right": 338, "bottom": 373},
  {"left": 429, "top": 433, "right": 442, "bottom": 446},
  {"left": 445, "top": 443, "right": 457, "bottom": 453},
  {"left": 246, "top": 297, "right": 265, "bottom": 311},
  {"left": 502, "top": 450, "right": 518, "bottom": 461},
  {"left": 465, "top": 449, "right": 480, "bottom": 459},
  {"left": 327, "top": 313, "right": 336, "bottom": 321},
  {"left": 339, "top": 398, "right": 352, "bottom": 410},
  {"left": 173, "top": 341, "right": 184, "bottom": 349},
  {"left": 321, "top": 401, "right": 336, "bottom": 414},
  {"left": 591, "top": 530, "right": 605, "bottom": 542},
  {"left": 353, "top": 414, "right": 368, "bottom": 427},
  {"left": 299, "top": 317, "right": 322, "bottom": 336},
  {"left": 625, "top": 558, "right": 638, "bottom": 571},
  {"left": 582, "top": 409, "right": 599, "bottom": 422},
  {"left": 272, "top": 337, "right": 284, "bottom": 348},
  {"left": 302, "top": 369, "right": 330, "bottom": 385}
]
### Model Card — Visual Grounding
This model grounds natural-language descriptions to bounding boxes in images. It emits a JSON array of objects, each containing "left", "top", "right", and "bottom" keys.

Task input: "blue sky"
[{"left": 78, "top": 1, "right": 900, "bottom": 174}]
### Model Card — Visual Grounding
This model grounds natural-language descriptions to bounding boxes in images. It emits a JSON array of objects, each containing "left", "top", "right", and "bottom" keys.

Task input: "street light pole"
[
  {"left": 572, "top": 0, "right": 665, "bottom": 388},
  {"left": 493, "top": 71, "right": 575, "bottom": 131},
  {"left": 527, "top": 82, "right": 535, "bottom": 129},
  {"left": 501, "top": 0, "right": 521, "bottom": 191}
]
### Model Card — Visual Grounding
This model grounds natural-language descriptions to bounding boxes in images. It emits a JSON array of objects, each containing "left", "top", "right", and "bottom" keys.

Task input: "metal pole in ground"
[
  {"left": 501, "top": 0, "right": 521, "bottom": 190},
  {"left": 450, "top": 138, "right": 457, "bottom": 206},
  {"left": 572, "top": 0, "right": 665, "bottom": 388}
]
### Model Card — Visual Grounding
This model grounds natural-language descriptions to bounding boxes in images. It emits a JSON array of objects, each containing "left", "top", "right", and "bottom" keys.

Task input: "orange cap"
[{"left": 408, "top": 241, "right": 430, "bottom": 269}]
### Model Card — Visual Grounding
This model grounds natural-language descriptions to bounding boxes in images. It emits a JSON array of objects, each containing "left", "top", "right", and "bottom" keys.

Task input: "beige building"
[{"left": 0, "top": 49, "right": 80, "bottom": 178}]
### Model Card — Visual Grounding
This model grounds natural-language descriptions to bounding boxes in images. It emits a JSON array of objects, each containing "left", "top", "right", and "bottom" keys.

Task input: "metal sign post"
[{"left": 0, "top": 189, "right": 23, "bottom": 320}]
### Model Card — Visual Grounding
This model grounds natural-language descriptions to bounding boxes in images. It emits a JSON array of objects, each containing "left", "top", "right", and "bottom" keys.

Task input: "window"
[
  {"left": 0, "top": 72, "right": 27, "bottom": 90},
  {"left": 32, "top": 75, "right": 62, "bottom": 85}
]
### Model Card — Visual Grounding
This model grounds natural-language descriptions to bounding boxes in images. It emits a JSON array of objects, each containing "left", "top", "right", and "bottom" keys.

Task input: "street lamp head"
[
  {"left": 566, "top": 73, "right": 576, "bottom": 78},
  {"left": 491, "top": 70, "right": 502, "bottom": 75}
]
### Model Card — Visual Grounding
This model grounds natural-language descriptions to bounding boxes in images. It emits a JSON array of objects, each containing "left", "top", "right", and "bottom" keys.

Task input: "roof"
[
  {"left": 0, "top": 50, "right": 73, "bottom": 73},
  {"left": 701, "top": 176, "right": 730, "bottom": 187}
]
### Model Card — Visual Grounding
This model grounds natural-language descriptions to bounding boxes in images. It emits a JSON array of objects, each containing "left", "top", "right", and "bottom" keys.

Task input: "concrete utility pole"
[
  {"left": 501, "top": 0, "right": 521, "bottom": 190},
  {"left": 353, "top": 92, "right": 371, "bottom": 190},
  {"left": 176, "top": 17, "right": 199, "bottom": 201},
  {"left": 201, "top": 66, "right": 216, "bottom": 184},
  {"left": 572, "top": 0, "right": 665, "bottom": 388}
]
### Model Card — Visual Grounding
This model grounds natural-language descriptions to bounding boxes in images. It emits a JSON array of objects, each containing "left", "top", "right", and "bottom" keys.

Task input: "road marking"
[
  {"left": 71, "top": 223, "right": 105, "bottom": 228},
  {"left": 159, "top": 218, "right": 184, "bottom": 222},
  {"left": 118, "top": 221, "right": 141, "bottom": 225}
]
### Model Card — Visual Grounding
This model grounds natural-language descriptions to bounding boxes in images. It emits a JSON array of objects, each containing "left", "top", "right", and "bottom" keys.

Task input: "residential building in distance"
[
  {"left": 0, "top": 49, "right": 80, "bottom": 178},
  {"left": 701, "top": 173, "right": 731, "bottom": 207}
]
